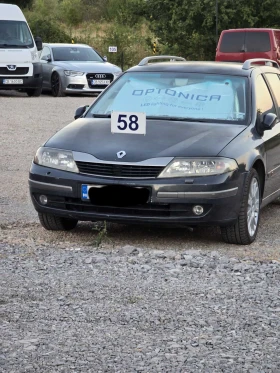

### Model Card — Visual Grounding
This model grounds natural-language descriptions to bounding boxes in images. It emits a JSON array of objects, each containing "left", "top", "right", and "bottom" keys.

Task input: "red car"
[{"left": 216, "top": 28, "right": 280, "bottom": 64}]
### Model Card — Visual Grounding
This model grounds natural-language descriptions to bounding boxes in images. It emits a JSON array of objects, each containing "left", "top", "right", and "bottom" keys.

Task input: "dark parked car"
[
  {"left": 29, "top": 56, "right": 280, "bottom": 245},
  {"left": 40, "top": 43, "right": 122, "bottom": 96}
]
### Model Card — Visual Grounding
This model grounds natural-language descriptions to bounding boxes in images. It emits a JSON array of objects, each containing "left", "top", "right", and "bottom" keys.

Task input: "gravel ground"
[{"left": 0, "top": 91, "right": 280, "bottom": 372}]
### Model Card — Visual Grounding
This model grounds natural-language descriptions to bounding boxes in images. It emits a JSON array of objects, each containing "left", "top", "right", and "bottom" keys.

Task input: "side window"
[
  {"left": 40, "top": 46, "right": 51, "bottom": 61},
  {"left": 255, "top": 75, "right": 276, "bottom": 119},
  {"left": 265, "top": 73, "right": 280, "bottom": 112},
  {"left": 22, "top": 24, "right": 32, "bottom": 44}
]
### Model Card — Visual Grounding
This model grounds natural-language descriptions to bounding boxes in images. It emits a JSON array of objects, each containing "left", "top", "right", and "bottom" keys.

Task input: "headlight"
[
  {"left": 64, "top": 70, "right": 84, "bottom": 77},
  {"left": 114, "top": 71, "right": 122, "bottom": 77},
  {"left": 34, "top": 147, "right": 79, "bottom": 173},
  {"left": 158, "top": 157, "right": 238, "bottom": 178},
  {"left": 31, "top": 51, "right": 38, "bottom": 61}
]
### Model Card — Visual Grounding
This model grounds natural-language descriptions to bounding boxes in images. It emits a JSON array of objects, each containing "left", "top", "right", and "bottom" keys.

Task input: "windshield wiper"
[
  {"left": 92, "top": 114, "right": 111, "bottom": 118},
  {"left": 146, "top": 116, "right": 208, "bottom": 122}
]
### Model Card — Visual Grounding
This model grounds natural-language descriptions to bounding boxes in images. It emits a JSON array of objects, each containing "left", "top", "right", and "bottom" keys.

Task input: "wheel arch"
[{"left": 252, "top": 159, "right": 265, "bottom": 198}]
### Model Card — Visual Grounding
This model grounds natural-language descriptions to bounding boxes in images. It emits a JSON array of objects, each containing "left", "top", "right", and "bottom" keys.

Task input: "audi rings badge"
[{"left": 94, "top": 73, "right": 106, "bottom": 79}]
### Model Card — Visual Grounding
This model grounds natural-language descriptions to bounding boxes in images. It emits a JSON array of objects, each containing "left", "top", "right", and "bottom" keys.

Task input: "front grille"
[
  {"left": 86, "top": 73, "right": 114, "bottom": 89},
  {"left": 76, "top": 161, "right": 164, "bottom": 178},
  {"left": 0, "top": 67, "right": 29, "bottom": 75}
]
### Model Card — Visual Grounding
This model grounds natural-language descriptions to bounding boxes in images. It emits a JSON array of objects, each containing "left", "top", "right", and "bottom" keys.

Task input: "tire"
[
  {"left": 220, "top": 169, "right": 261, "bottom": 245},
  {"left": 38, "top": 213, "right": 78, "bottom": 231},
  {"left": 26, "top": 85, "right": 42, "bottom": 97},
  {"left": 51, "top": 72, "right": 65, "bottom": 97},
  {"left": 272, "top": 197, "right": 280, "bottom": 205}
]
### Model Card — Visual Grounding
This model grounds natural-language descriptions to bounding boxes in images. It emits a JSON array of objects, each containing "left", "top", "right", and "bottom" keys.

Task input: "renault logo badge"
[{"left": 117, "top": 150, "right": 126, "bottom": 159}]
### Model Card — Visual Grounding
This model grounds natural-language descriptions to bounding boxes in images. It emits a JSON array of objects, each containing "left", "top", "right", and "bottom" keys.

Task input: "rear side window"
[
  {"left": 255, "top": 75, "right": 276, "bottom": 118},
  {"left": 265, "top": 73, "right": 280, "bottom": 111},
  {"left": 219, "top": 32, "right": 245, "bottom": 52},
  {"left": 245, "top": 32, "right": 271, "bottom": 52}
]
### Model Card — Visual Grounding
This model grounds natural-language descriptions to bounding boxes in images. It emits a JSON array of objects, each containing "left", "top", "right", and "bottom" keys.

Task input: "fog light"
[
  {"left": 193, "top": 205, "right": 204, "bottom": 215},
  {"left": 39, "top": 195, "right": 48, "bottom": 205}
]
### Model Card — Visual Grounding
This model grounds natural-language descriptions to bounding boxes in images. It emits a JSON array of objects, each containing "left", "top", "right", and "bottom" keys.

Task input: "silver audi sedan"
[{"left": 40, "top": 43, "right": 122, "bottom": 96}]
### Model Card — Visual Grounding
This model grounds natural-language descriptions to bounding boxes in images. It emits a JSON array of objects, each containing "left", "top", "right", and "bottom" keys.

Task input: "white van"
[{"left": 0, "top": 3, "right": 43, "bottom": 96}]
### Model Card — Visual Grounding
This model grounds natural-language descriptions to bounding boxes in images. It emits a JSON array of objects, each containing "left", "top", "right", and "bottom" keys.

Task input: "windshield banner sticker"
[{"left": 110, "top": 79, "right": 241, "bottom": 120}]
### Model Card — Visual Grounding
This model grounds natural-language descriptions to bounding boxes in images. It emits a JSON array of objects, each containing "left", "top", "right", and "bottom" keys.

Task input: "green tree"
[
  {"left": 143, "top": 0, "right": 280, "bottom": 60},
  {"left": 101, "top": 22, "right": 153, "bottom": 69},
  {"left": 28, "top": 17, "right": 71, "bottom": 43},
  {"left": 0, "top": 0, "right": 33, "bottom": 7},
  {"left": 31, "top": 0, "right": 60, "bottom": 20},
  {"left": 59, "top": 0, "right": 84, "bottom": 27},
  {"left": 81, "top": 0, "right": 110, "bottom": 22},
  {"left": 104, "top": 0, "right": 145, "bottom": 25}
]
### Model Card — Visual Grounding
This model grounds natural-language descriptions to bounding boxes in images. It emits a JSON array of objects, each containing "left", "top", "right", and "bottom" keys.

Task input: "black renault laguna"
[{"left": 29, "top": 56, "right": 280, "bottom": 245}]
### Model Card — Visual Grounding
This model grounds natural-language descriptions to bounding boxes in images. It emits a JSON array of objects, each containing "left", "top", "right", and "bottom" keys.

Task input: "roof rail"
[
  {"left": 242, "top": 58, "right": 279, "bottom": 70},
  {"left": 138, "top": 55, "right": 186, "bottom": 66}
]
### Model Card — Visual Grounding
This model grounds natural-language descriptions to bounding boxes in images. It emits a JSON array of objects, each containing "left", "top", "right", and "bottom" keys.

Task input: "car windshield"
[
  {"left": 0, "top": 20, "right": 34, "bottom": 48},
  {"left": 52, "top": 46, "right": 103, "bottom": 62},
  {"left": 88, "top": 71, "right": 248, "bottom": 123}
]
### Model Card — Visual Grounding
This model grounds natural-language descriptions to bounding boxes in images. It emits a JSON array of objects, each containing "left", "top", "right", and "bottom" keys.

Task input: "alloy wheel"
[
  {"left": 247, "top": 177, "right": 260, "bottom": 237},
  {"left": 51, "top": 73, "right": 59, "bottom": 96}
]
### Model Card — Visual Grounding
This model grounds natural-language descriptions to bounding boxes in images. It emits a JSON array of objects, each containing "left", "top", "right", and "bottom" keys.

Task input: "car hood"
[
  {"left": 45, "top": 119, "right": 247, "bottom": 162},
  {"left": 0, "top": 48, "right": 33, "bottom": 63},
  {"left": 53, "top": 61, "right": 121, "bottom": 73}
]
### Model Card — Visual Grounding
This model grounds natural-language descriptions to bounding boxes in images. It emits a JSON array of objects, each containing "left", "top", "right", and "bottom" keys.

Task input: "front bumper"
[
  {"left": 0, "top": 63, "right": 42, "bottom": 90},
  {"left": 29, "top": 162, "right": 247, "bottom": 226},
  {"left": 60, "top": 73, "right": 116, "bottom": 94}
]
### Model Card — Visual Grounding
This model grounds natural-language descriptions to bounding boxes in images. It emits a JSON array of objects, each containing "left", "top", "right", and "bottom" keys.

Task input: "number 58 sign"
[{"left": 111, "top": 111, "right": 146, "bottom": 135}]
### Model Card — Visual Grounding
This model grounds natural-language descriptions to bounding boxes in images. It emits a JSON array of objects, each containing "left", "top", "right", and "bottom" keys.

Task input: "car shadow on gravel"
[
  {"left": 0, "top": 90, "right": 27, "bottom": 97},
  {"left": 1, "top": 202, "right": 279, "bottom": 260},
  {"left": 49, "top": 201, "right": 279, "bottom": 246}
]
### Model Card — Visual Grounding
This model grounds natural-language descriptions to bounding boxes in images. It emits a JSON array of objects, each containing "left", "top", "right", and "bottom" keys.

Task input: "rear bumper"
[{"left": 29, "top": 162, "right": 248, "bottom": 226}]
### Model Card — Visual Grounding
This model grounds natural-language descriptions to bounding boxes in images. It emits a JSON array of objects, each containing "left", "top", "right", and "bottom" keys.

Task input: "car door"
[
  {"left": 259, "top": 73, "right": 280, "bottom": 201},
  {"left": 40, "top": 46, "right": 53, "bottom": 89}
]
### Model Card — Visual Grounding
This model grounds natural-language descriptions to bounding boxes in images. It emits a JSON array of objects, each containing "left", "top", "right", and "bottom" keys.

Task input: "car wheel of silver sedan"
[
  {"left": 221, "top": 168, "right": 261, "bottom": 245},
  {"left": 51, "top": 72, "right": 65, "bottom": 97}
]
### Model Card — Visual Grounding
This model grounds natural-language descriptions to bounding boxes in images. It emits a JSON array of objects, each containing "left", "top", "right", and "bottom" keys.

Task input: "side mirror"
[
  {"left": 262, "top": 113, "right": 277, "bottom": 130},
  {"left": 256, "top": 112, "right": 277, "bottom": 136},
  {"left": 103, "top": 55, "right": 107, "bottom": 61},
  {"left": 35, "top": 36, "right": 43, "bottom": 51},
  {"left": 74, "top": 105, "right": 89, "bottom": 120},
  {"left": 41, "top": 54, "right": 51, "bottom": 62}
]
